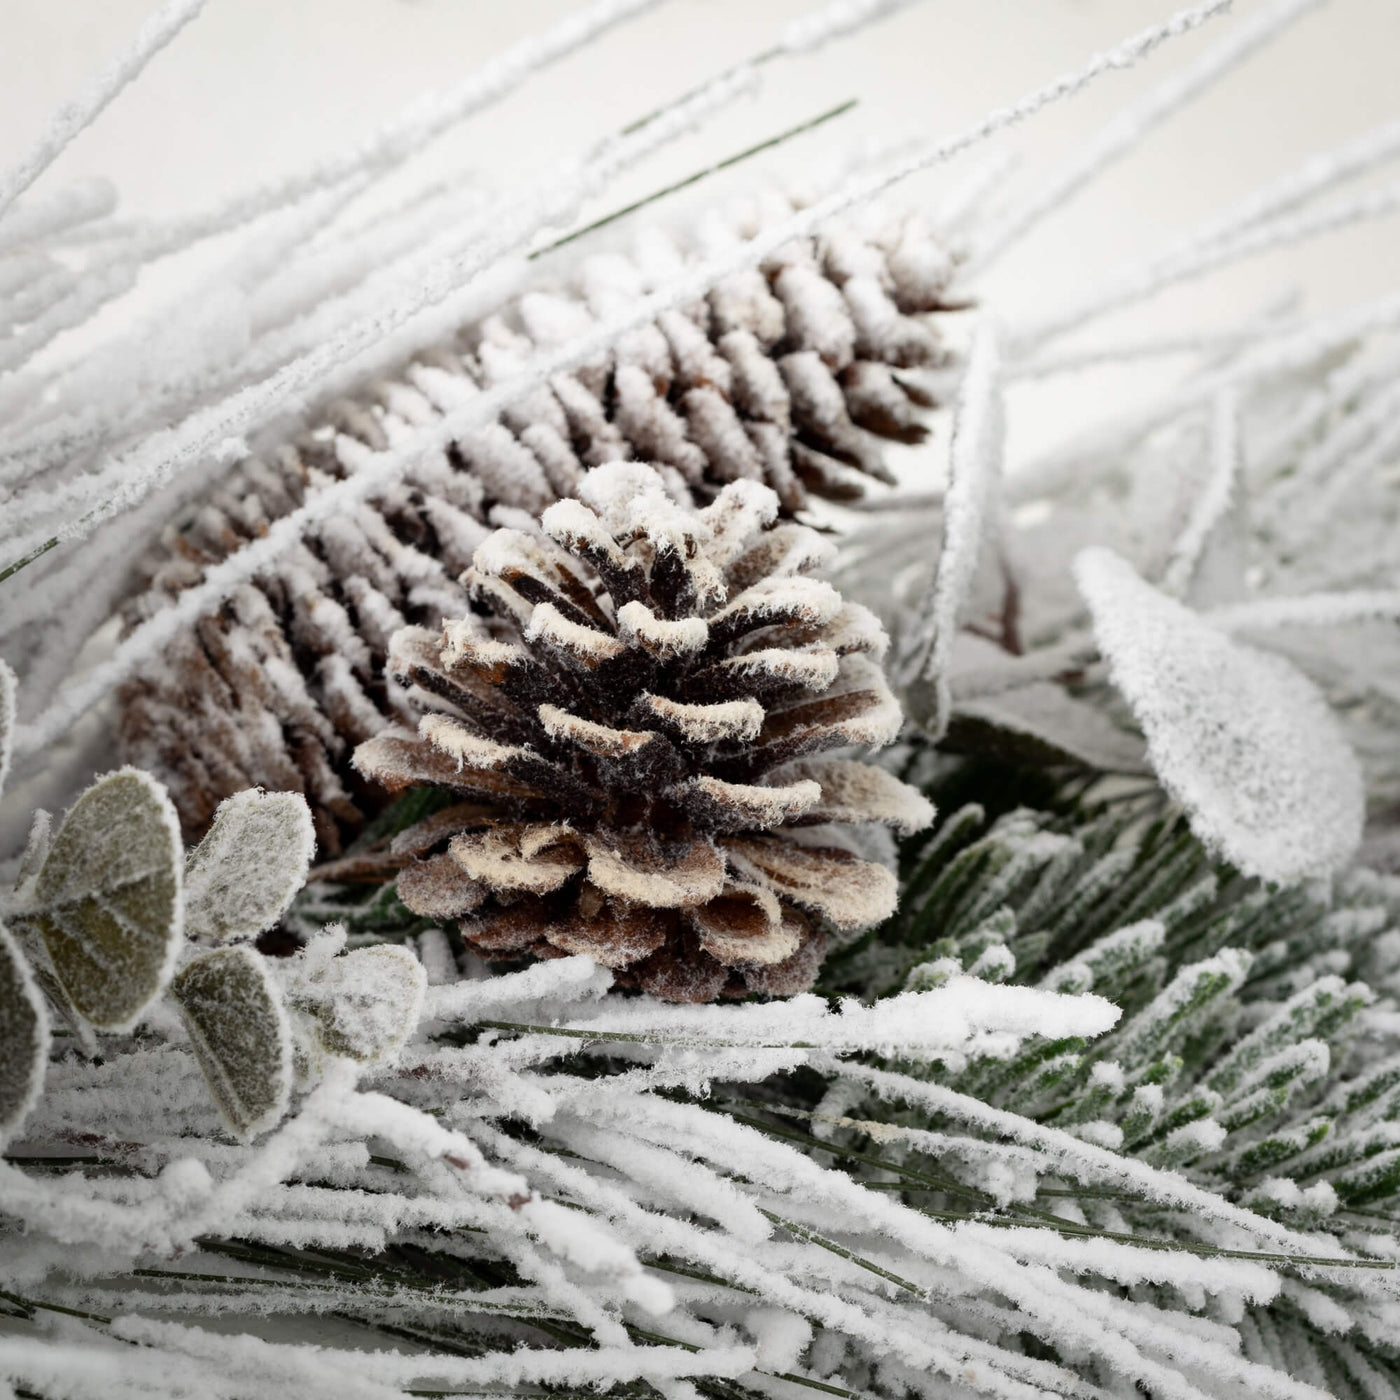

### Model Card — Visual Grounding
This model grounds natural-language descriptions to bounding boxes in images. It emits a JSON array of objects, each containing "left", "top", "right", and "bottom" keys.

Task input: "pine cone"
[
  {"left": 350, "top": 462, "right": 933, "bottom": 1000},
  {"left": 118, "top": 197, "right": 958, "bottom": 853}
]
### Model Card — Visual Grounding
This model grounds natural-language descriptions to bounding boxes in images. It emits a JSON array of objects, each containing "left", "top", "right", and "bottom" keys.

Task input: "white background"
[{"left": 1, "top": 0, "right": 1397, "bottom": 473}]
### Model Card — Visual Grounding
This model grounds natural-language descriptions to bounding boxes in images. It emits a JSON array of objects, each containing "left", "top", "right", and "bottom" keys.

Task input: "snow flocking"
[{"left": 1076, "top": 547, "right": 1365, "bottom": 883}]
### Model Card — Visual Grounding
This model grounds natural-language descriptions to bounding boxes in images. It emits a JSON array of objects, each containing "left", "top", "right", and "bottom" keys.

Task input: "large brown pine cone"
[
  {"left": 118, "top": 197, "right": 958, "bottom": 853},
  {"left": 350, "top": 462, "right": 934, "bottom": 1000}
]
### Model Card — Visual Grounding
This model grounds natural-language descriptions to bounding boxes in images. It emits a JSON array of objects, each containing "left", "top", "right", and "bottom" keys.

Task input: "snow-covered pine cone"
[
  {"left": 351, "top": 462, "right": 934, "bottom": 1001},
  {"left": 118, "top": 198, "right": 958, "bottom": 854}
]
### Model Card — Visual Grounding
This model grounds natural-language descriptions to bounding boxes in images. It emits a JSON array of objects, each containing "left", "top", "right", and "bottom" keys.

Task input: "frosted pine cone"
[
  {"left": 118, "top": 197, "right": 958, "bottom": 853},
  {"left": 350, "top": 462, "right": 933, "bottom": 1000}
]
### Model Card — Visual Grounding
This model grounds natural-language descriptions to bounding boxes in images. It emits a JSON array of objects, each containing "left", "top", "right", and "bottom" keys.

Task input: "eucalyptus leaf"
[
  {"left": 172, "top": 946, "right": 292, "bottom": 1141},
  {"left": 0, "top": 658, "right": 14, "bottom": 801},
  {"left": 0, "top": 921, "right": 49, "bottom": 1140},
  {"left": 30, "top": 768, "right": 183, "bottom": 1030},
  {"left": 306, "top": 945, "right": 426, "bottom": 1064},
  {"left": 184, "top": 789, "right": 316, "bottom": 944}
]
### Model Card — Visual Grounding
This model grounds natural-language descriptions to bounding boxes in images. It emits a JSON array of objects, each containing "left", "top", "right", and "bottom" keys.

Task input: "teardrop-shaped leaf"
[
  {"left": 0, "top": 921, "right": 49, "bottom": 1140},
  {"left": 172, "top": 946, "right": 292, "bottom": 1141},
  {"left": 1076, "top": 549, "right": 1364, "bottom": 883},
  {"left": 30, "top": 768, "right": 183, "bottom": 1030},
  {"left": 307, "top": 945, "right": 426, "bottom": 1064},
  {"left": 185, "top": 789, "right": 316, "bottom": 944},
  {"left": 0, "top": 659, "right": 15, "bottom": 801}
]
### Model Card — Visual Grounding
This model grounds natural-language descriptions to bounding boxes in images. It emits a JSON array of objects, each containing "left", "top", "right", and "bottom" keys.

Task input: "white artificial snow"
[
  {"left": 898, "top": 318, "right": 1002, "bottom": 737},
  {"left": 0, "top": 659, "right": 13, "bottom": 800},
  {"left": 1161, "top": 388, "right": 1240, "bottom": 598},
  {"left": 538, "top": 704, "right": 654, "bottom": 757},
  {"left": 770, "top": 757, "right": 934, "bottom": 834},
  {"left": 452, "top": 824, "right": 583, "bottom": 895},
  {"left": 711, "top": 575, "right": 844, "bottom": 634},
  {"left": 638, "top": 692, "right": 765, "bottom": 743},
  {"left": 418, "top": 713, "right": 527, "bottom": 770},
  {"left": 298, "top": 945, "right": 427, "bottom": 1066},
  {"left": 1018, "top": 169, "right": 1400, "bottom": 355},
  {"left": 424, "top": 954, "right": 613, "bottom": 1022},
  {"left": 4, "top": 4, "right": 1399, "bottom": 1394},
  {"left": 971, "top": 0, "right": 1322, "bottom": 272},
  {"left": 528, "top": 978, "right": 1117, "bottom": 1057},
  {"left": 688, "top": 774, "right": 822, "bottom": 828},
  {"left": 525, "top": 601, "right": 628, "bottom": 665},
  {"left": 710, "top": 648, "right": 840, "bottom": 693},
  {"left": 1076, "top": 548, "right": 1364, "bottom": 883},
  {"left": 617, "top": 601, "right": 711, "bottom": 657},
  {"left": 1206, "top": 590, "right": 1400, "bottom": 633}
]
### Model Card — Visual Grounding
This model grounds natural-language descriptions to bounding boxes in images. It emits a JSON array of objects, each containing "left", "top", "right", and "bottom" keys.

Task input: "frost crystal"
[{"left": 299, "top": 944, "right": 426, "bottom": 1064}]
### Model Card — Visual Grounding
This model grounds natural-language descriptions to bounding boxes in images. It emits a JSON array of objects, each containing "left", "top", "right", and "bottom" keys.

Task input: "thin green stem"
[
  {"left": 0, "top": 1287, "right": 112, "bottom": 1327},
  {"left": 533, "top": 99, "right": 857, "bottom": 259},
  {"left": 0, "top": 535, "right": 57, "bottom": 585}
]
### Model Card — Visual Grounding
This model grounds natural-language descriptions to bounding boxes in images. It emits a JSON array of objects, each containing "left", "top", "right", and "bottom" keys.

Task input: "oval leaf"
[
  {"left": 1075, "top": 548, "right": 1364, "bottom": 883},
  {"left": 0, "top": 921, "right": 49, "bottom": 1140},
  {"left": 308, "top": 945, "right": 426, "bottom": 1064},
  {"left": 185, "top": 789, "right": 316, "bottom": 944},
  {"left": 172, "top": 946, "right": 293, "bottom": 1140},
  {"left": 32, "top": 768, "right": 184, "bottom": 1029}
]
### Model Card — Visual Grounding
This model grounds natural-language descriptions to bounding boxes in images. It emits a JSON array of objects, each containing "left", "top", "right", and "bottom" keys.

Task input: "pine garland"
[{"left": 5, "top": 3, "right": 1400, "bottom": 1397}]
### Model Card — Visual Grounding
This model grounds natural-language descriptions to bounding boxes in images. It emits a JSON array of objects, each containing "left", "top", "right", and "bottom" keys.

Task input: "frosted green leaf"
[
  {"left": 307, "top": 945, "right": 426, "bottom": 1064},
  {"left": 1075, "top": 548, "right": 1364, "bottom": 883},
  {"left": 0, "top": 658, "right": 14, "bottom": 800},
  {"left": 172, "top": 946, "right": 292, "bottom": 1140},
  {"left": 0, "top": 921, "right": 49, "bottom": 1140},
  {"left": 184, "top": 789, "right": 316, "bottom": 944},
  {"left": 30, "top": 768, "right": 183, "bottom": 1030}
]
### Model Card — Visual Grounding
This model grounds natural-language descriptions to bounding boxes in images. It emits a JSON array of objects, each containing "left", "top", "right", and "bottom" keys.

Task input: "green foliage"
[
  {"left": 0, "top": 758, "right": 363, "bottom": 1142},
  {"left": 18, "top": 768, "right": 183, "bottom": 1030},
  {"left": 828, "top": 793, "right": 1400, "bottom": 1209},
  {"left": 808, "top": 762, "right": 1400, "bottom": 1390},
  {"left": 172, "top": 945, "right": 294, "bottom": 1141}
]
